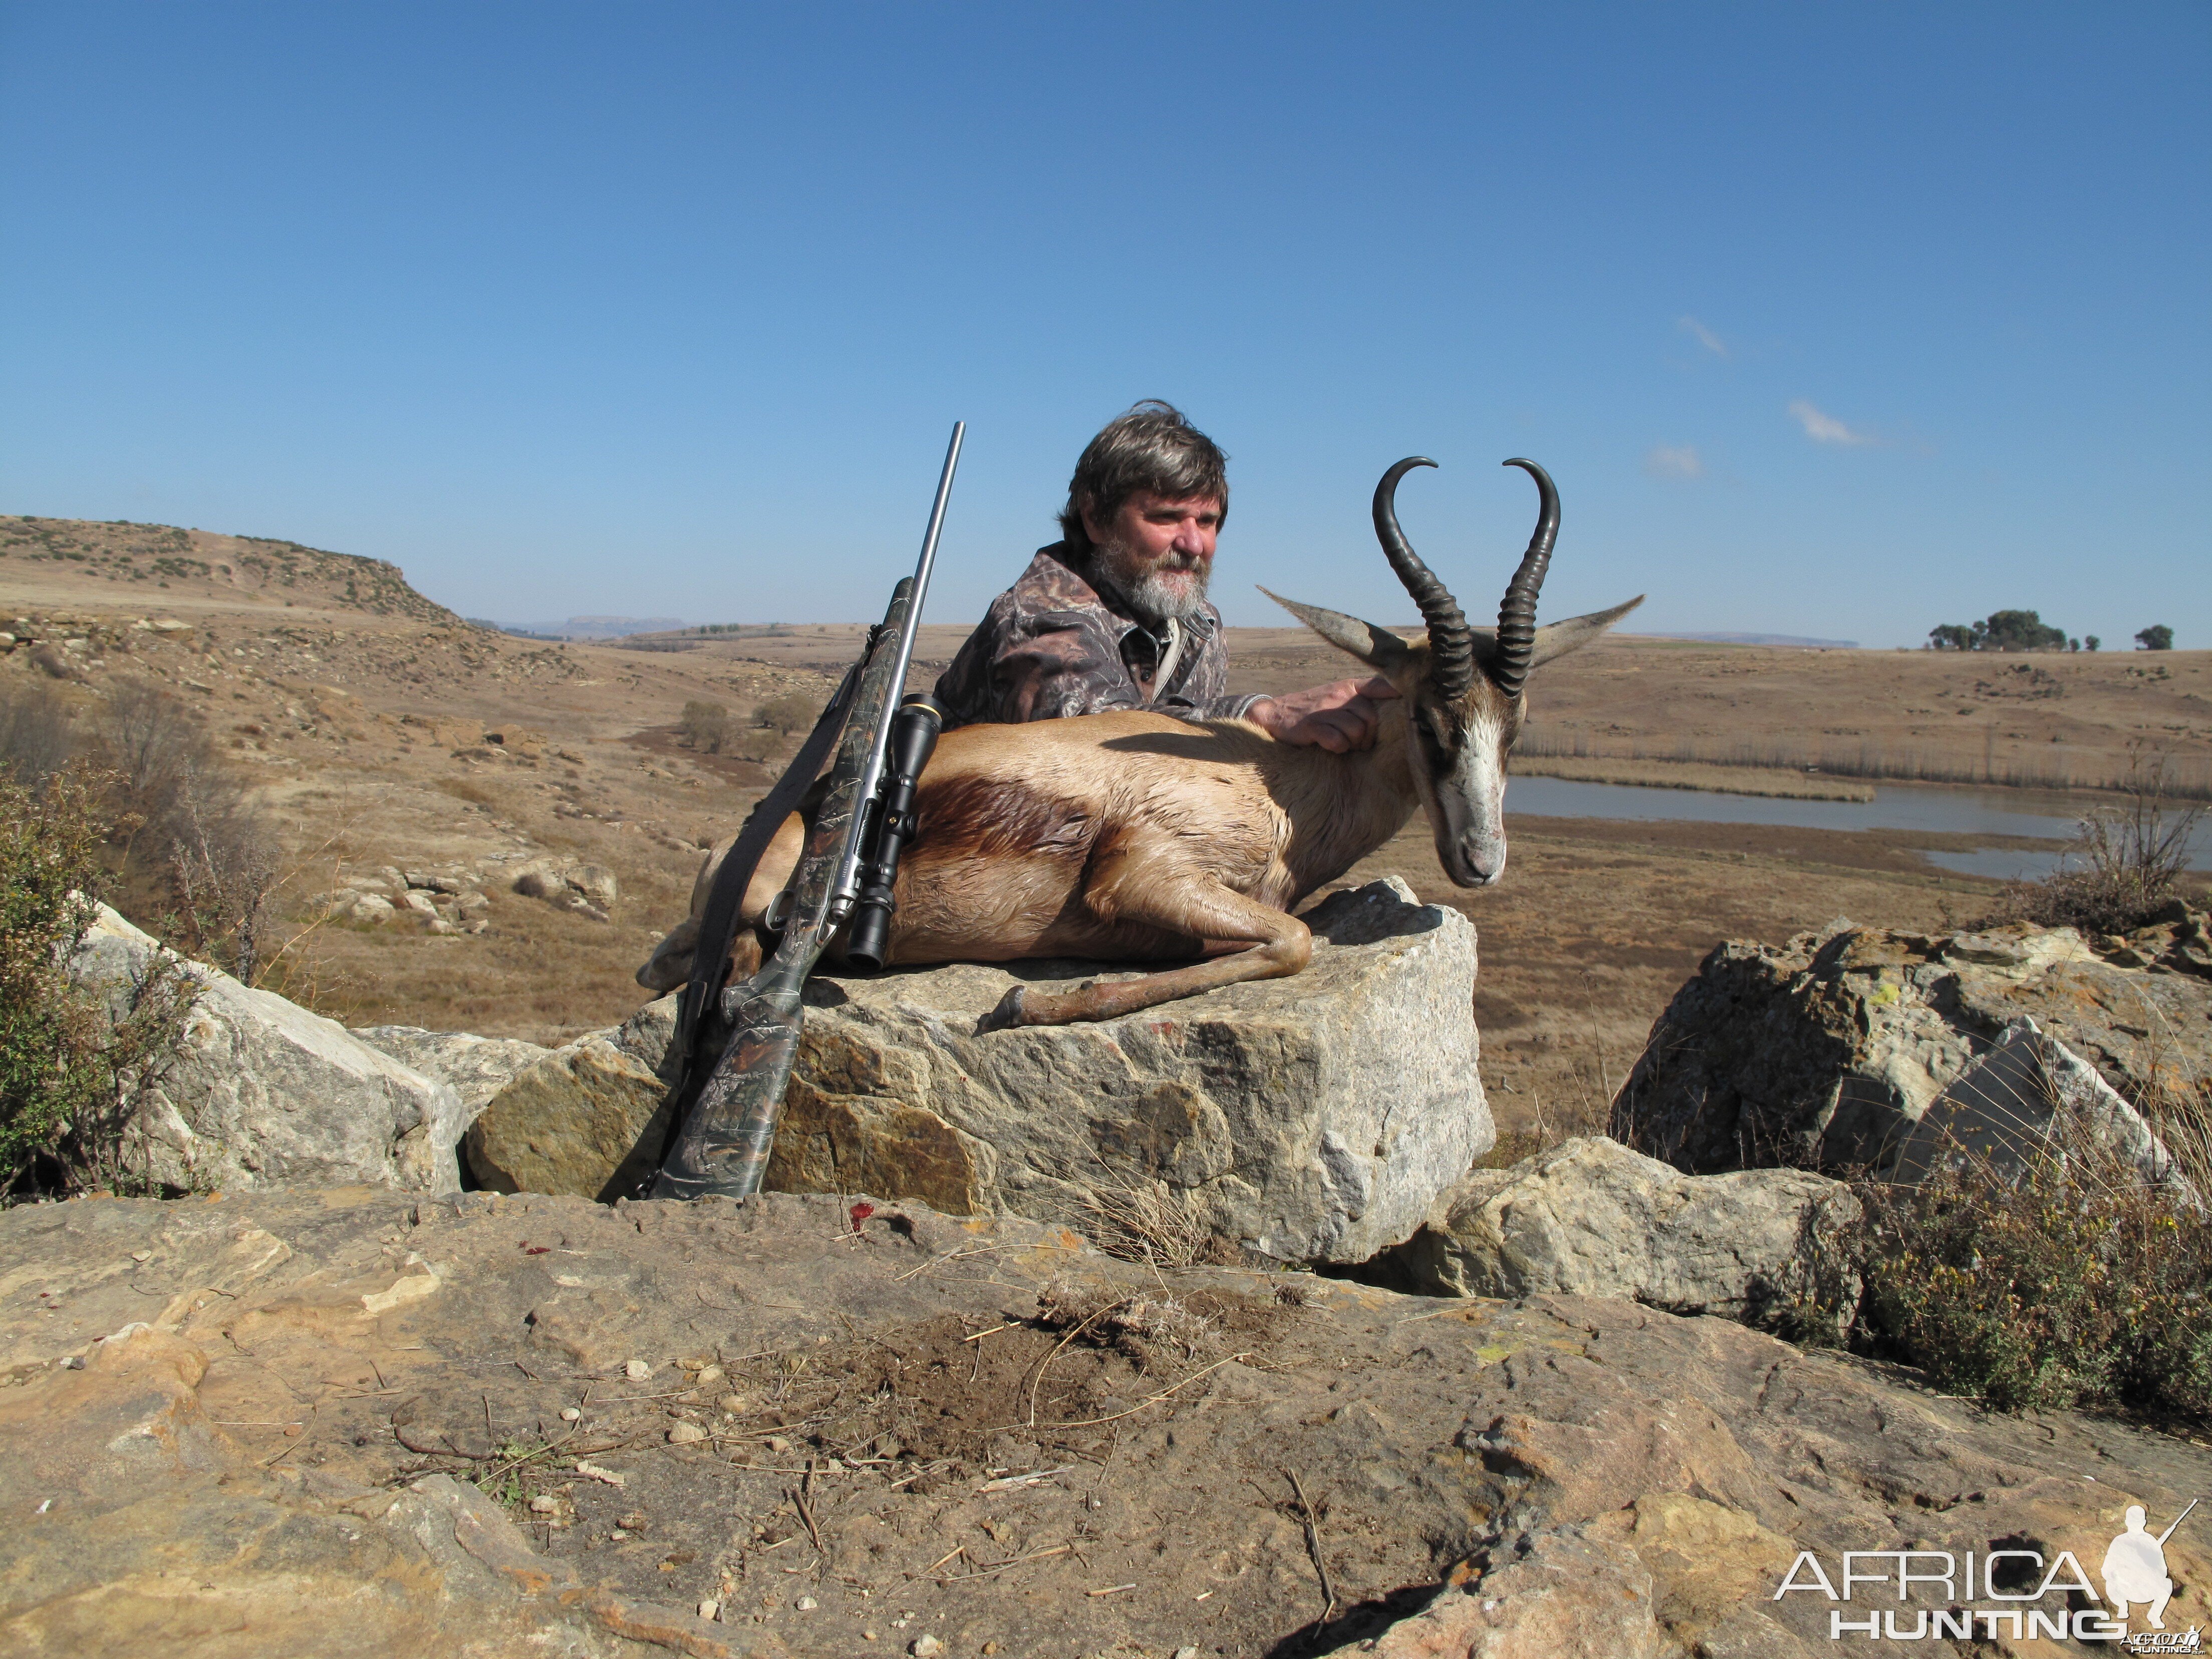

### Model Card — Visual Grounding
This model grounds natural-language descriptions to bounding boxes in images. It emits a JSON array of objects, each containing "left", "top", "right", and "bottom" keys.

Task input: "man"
[{"left": 933, "top": 402, "right": 1395, "bottom": 752}]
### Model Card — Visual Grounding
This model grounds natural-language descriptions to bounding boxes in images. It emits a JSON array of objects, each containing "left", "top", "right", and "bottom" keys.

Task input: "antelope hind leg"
[{"left": 991, "top": 872, "right": 1312, "bottom": 1029}]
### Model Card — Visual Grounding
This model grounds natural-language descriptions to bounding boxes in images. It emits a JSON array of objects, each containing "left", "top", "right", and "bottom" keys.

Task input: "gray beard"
[{"left": 1092, "top": 535, "right": 1212, "bottom": 625}]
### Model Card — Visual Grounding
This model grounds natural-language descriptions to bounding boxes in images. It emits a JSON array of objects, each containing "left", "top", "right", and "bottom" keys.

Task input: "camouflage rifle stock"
[{"left": 651, "top": 422, "right": 963, "bottom": 1200}]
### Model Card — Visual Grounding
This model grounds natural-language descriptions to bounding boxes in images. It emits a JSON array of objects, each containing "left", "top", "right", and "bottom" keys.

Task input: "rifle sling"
[{"left": 668, "top": 652, "right": 869, "bottom": 1103}]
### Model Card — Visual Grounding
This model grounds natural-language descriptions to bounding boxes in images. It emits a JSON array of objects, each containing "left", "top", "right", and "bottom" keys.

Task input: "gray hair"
[{"left": 1059, "top": 401, "right": 1229, "bottom": 545}]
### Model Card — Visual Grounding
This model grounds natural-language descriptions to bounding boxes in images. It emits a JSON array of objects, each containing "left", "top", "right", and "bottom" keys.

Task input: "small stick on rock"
[
  {"left": 1284, "top": 1468, "right": 1336, "bottom": 1623},
  {"left": 789, "top": 1482, "right": 825, "bottom": 1557}
]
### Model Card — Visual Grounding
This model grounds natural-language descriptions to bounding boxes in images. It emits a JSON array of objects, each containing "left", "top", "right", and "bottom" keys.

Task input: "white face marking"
[{"left": 1419, "top": 703, "right": 1511, "bottom": 886}]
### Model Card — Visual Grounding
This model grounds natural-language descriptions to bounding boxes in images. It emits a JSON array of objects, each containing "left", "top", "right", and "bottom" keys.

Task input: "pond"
[{"left": 1501, "top": 775, "right": 2212, "bottom": 882}]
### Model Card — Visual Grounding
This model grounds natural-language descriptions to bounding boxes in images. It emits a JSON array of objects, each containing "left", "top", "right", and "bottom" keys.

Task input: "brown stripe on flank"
[{"left": 912, "top": 775, "right": 1096, "bottom": 862}]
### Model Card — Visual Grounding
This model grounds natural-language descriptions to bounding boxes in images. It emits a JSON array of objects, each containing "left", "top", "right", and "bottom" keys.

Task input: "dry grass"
[
  {"left": 1526, "top": 730, "right": 2212, "bottom": 800},
  {"left": 1071, "top": 1161, "right": 1218, "bottom": 1270},
  {"left": 1225, "top": 626, "right": 2212, "bottom": 802},
  {"left": 1510, "top": 752, "right": 1873, "bottom": 800}
]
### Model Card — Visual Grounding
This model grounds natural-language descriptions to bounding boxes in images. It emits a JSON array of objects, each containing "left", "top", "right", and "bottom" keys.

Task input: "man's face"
[{"left": 1082, "top": 491, "right": 1222, "bottom": 623}]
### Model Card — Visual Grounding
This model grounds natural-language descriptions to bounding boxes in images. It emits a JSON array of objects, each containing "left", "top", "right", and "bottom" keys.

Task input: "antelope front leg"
[{"left": 993, "top": 865, "right": 1312, "bottom": 1028}]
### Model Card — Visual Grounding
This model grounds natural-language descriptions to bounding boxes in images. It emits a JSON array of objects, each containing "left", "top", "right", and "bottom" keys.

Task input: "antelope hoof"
[{"left": 978, "top": 984, "right": 1030, "bottom": 1033}]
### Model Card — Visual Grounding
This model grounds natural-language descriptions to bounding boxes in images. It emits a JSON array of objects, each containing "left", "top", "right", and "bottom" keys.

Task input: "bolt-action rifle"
[{"left": 651, "top": 421, "right": 963, "bottom": 1200}]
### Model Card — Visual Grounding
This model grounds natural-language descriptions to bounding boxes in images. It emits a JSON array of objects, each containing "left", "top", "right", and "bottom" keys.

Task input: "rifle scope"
[{"left": 842, "top": 693, "right": 943, "bottom": 972}]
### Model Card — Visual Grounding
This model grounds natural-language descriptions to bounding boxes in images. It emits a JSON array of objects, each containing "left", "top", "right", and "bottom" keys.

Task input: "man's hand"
[{"left": 1246, "top": 676, "right": 1401, "bottom": 753}]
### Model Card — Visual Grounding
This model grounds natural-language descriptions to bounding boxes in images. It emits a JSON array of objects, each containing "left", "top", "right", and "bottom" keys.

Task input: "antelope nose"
[{"left": 1464, "top": 842, "right": 1507, "bottom": 885}]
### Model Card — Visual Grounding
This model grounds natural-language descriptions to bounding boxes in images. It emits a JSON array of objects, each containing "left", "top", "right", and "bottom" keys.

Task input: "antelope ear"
[
  {"left": 1528, "top": 596, "right": 1643, "bottom": 669},
  {"left": 1465, "top": 598, "right": 1643, "bottom": 675},
  {"left": 1258, "top": 587, "right": 1413, "bottom": 671},
  {"left": 1469, "top": 602, "right": 1645, "bottom": 672}
]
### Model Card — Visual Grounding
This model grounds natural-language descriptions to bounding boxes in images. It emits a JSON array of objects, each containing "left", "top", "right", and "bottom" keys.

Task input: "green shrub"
[
  {"left": 1856, "top": 1160, "right": 2212, "bottom": 1420},
  {"left": 1, "top": 765, "right": 198, "bottom": 1199}
]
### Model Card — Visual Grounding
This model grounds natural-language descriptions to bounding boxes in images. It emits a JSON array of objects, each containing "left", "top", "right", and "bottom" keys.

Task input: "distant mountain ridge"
[
  {"left": 1643, "top": 631, "right": 1859, "bottom": 649},
  {"left": 497, "top": 616, "right": 687, "bottom": 640}
]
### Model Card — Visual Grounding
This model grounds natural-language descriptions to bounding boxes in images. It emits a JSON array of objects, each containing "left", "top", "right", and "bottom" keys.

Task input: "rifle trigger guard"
[{"left": 763, "top": 886, "right": 795, "bottom": 935}]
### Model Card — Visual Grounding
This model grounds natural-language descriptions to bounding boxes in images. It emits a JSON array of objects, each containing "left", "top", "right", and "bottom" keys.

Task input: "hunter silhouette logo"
[{"left": 2106, "top": 1502, "right": 2196, "bottom": 1644}]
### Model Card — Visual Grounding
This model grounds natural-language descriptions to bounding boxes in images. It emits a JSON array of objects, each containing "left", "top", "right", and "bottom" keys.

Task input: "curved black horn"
[
  {"left": 1491, "top": 458, "right": 1559, "bottom": 701},
  {"left": 1373, "top": 457, "right": 1474, "bottom": 700}
]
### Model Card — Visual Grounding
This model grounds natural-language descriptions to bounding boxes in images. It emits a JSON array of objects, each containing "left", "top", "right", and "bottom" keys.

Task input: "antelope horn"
[
  {"left": 1491, "top": 458, "right": 1559, "bottom": 701},
  {"left": 1373, "top": 457, "right": 1474, "bottom": 701}
]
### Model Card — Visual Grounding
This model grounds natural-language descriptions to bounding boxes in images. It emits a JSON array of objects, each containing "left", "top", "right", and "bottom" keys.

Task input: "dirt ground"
[{"left": 7, "top": 514, "right": 2208, "bottom": 1139}]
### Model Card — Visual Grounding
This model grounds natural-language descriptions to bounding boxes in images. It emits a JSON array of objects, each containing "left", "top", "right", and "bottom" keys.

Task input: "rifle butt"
[{"left": 650, "top": 957, "right": 807, "bottom": 1200}]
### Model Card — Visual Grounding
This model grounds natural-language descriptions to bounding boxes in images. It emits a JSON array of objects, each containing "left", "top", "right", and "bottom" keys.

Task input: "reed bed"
[
  {"left": 1521, "top": 728, "right": 2212, "bottom": 800},
  {"left": 1509, "top": 754, "right": 1873, "bottom": 801}
]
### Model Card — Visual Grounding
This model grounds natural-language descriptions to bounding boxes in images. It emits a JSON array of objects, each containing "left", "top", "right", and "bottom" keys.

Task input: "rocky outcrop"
[
  {"left": 470, "top": 879, "right": 1493, "bottom": 1264},
  {"left": 325, "top": 853, "right": 625, "bottom": 933},
  {"left": 463, "top": 1001, "right": 677, "bottom": 1203},
  {"left": 1612, "top": 914, "right": 2212, "bottom": 1177},
  {"left": 1890, "top": 1013, "right": 2189, "bottom": 1193},
  {"left": 68, "top": 904, "right": 466, "bottom": 1193},
  {"left": 2087, "top": 896, "right": 2212, "bottom": 977},
  {"left": 1390, "top": 1137, "right": 1860, "bottom": 1325},
  {"left": 776, "top": 877, "right": 1490, "bottom": 1263},
  {"left": 351, "top": 1026, "right": 551, "bottom": 1118},
  {"left": 8, "top": 1184, "right": 2207, "bottom": 1659},
  {"left": 510, "top": 855, "right": 618, "bottom": 921},
  {"left": 325, "top": 864, "right": 492, "bottom": 933}
]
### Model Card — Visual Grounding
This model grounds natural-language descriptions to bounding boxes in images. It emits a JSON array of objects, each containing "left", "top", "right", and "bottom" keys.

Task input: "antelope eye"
[{"left": 1421, "top": 706, "right": 1458, "bottom": 753}]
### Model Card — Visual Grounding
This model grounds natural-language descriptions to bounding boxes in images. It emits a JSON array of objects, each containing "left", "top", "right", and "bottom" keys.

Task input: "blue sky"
[{"left": 3, "top": 4, "right": 2205, "bottom": 647}]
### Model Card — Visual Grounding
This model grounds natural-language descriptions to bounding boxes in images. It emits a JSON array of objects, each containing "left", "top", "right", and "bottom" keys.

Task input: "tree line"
[{"left": 1927, "top": 610, "right": 2174, "bottom": 653}]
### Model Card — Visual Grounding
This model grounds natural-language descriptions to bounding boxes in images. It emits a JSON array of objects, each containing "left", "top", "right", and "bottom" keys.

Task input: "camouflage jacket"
[{"left": 931, "top": 541, "right": 1264, "bottom": 729}]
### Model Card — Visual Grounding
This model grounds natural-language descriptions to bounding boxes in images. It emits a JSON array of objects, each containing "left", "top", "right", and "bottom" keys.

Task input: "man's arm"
[
  {"left": 1153, "top": 684, "right": 1269, "bottom": 723},
  {"left": 1246, "top": 676, "right": 1400, "bottom": 752}
]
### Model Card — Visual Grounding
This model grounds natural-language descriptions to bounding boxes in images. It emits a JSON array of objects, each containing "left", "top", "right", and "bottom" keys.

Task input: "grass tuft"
[{"left": 1976, "top": 748, "right": 2206, "bottom": 936}]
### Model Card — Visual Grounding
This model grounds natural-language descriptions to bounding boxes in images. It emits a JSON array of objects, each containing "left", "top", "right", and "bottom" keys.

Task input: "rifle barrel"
[
  {"left": 2158, "top": 1497, "right": 2198, "bottom": 1545},
  {"left": 827, "top": 419, "right": 964, "bottom": 922}
]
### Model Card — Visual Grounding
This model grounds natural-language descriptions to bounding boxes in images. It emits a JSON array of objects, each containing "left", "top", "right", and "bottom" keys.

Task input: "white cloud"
[
  {"left": 1644, "top": 444, "right": 1703, "bottom": 478},
  {"left": 1788, "top": 399, "right": 1873, "bottom": 446},
  {"left": 1677, "top": 315, "right": 1729, "bottom": 358}
]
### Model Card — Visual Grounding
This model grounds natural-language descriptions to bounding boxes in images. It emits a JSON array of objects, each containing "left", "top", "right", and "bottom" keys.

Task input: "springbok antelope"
[{"left": 640, "top": 457, "right": 1640, "bottom": 1026}]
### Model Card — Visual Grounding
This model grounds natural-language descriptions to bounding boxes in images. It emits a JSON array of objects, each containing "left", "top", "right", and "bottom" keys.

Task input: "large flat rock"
[
  {"left": 472, "top": 878, "right": 1495, "bottom": 1265},
  {"left": 4, "top": 1186, "right": 2207, "bottom": 1658},
  {"left": 776, "top": 877, "right": 1493, "bottom": 1263}
]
